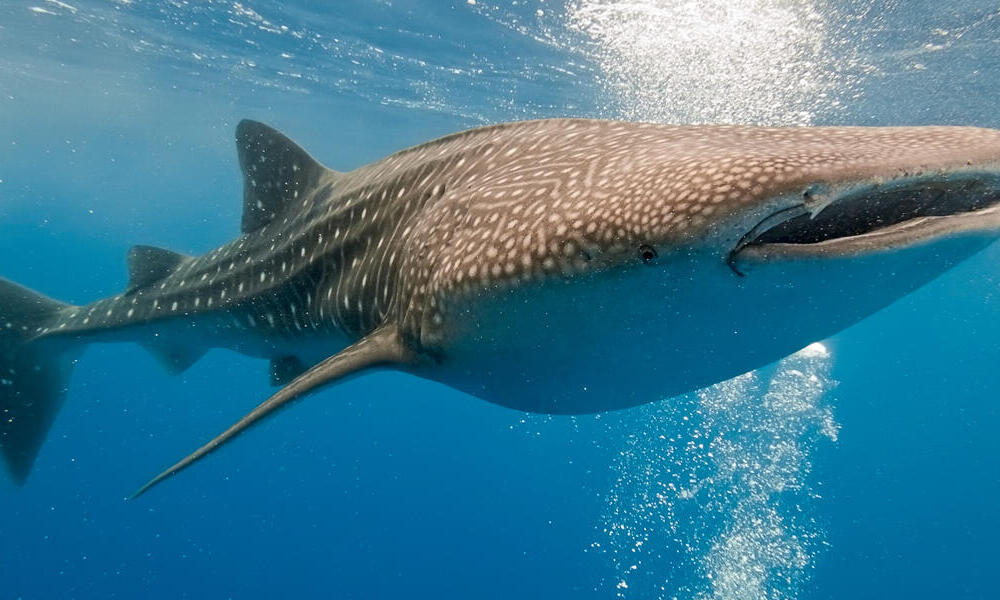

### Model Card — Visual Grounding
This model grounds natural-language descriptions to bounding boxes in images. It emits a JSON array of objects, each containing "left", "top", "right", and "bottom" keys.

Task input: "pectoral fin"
[{"left": 130, "top": 326, "right": 414, "bottom": 499}]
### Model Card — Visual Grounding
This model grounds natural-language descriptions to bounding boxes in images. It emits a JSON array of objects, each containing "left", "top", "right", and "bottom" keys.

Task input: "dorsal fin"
[
  {"left": 126, "top": 245, "right": 193, "bottom": 293},
  {"left": 236, "top": 120, "right": 330, "bottom": 233}
]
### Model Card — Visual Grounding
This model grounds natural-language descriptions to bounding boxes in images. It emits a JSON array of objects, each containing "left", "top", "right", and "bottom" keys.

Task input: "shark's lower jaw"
[{"left": 732, "top": 173, "right": 1000, "bottom": 263}]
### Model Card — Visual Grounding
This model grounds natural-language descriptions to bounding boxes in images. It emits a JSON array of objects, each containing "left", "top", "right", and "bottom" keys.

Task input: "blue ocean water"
[{"left": 1, "top": 1, "right": 999, "bottom": 598}]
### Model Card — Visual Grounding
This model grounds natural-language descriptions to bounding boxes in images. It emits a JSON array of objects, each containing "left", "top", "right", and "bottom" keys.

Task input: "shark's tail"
[{"left": 0, "top": 277, "right": 80, "bottom": 484}]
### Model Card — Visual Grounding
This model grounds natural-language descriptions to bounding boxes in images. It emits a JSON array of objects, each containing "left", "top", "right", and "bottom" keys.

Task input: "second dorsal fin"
[
  {"left": 236, "top": 120, "right": 331, "bottom": 233},
  {"left": 126, "top": 245, "right": 193, "bottom": 293}
]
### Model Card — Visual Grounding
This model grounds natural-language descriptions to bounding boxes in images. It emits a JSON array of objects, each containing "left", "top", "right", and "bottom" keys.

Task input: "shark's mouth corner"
[{"left": 730, "top": 174, "right": 1000, "bottom": 268}]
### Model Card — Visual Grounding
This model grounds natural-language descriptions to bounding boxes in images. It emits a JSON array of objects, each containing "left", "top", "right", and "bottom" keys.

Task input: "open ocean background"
[{"left": 1, "top": 1, "right": 999, "bottom": 598}]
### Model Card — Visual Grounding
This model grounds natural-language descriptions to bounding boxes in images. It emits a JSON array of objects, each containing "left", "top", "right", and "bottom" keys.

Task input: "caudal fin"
[{"left": 0, "top": 278, "right": 79, "bottom": 484}]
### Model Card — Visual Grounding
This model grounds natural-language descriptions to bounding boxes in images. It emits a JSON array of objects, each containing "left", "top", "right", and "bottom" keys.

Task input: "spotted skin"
[
  {"left": 6, "top": 118, "right": 1000, "bottom": 493},
  {"left": 34, "top": 119, "right": 1000, "bottom": 358}
]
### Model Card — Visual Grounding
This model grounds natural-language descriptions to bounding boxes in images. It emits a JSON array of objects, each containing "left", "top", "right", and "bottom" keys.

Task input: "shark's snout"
[{"left": 730, "top": 171, "right": 1000, "bottom": 266}]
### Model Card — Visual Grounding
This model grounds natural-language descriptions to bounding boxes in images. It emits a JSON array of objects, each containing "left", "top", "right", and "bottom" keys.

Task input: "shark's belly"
[{"left": 427, "top": 236, "right": 997, "bottom": 414}]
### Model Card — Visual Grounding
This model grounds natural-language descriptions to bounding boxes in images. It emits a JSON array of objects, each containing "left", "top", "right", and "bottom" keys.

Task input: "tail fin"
[{"left": 0, "top": 278, "right": 79, "bottom": 484}]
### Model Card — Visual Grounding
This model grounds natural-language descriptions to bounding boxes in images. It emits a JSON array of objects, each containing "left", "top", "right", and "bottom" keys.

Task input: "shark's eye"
[{"left": 638, "top": 244, "right": 658, "bottom": 264}]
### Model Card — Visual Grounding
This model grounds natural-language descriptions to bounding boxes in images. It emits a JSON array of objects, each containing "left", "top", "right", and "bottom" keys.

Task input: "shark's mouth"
[{"left": 731, "top": 174, "right": 1000, "bottom": 265}]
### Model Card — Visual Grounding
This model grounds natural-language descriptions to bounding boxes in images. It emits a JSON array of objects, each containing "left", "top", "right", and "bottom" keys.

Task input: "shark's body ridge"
[{"left": 2, "top": 118, "right": 1000, "bottom": 496}]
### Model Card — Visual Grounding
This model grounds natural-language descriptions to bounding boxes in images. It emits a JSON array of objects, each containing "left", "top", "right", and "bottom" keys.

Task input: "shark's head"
[{"left": 398, "top": 120, "right": 1000, "bottom": 413}]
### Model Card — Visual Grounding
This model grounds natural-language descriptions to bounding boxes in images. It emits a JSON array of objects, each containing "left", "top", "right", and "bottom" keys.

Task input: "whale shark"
[{"left": 2, "top": 118, "right": 999, "bottom": 497}]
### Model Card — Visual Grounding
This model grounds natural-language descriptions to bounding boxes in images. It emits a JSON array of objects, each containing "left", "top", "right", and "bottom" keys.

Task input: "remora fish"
[{"left": 2, "top": 119, "right": 999, "bottom": 497}]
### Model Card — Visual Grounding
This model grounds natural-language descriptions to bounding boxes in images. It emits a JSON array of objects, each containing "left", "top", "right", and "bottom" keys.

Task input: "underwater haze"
[{"left": 2, "top": 1, "right": 999, "bottom": 598}]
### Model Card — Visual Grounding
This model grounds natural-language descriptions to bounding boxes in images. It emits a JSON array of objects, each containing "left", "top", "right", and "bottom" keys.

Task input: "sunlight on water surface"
[{"left": 564, "top": 0, "right": 863, "bottom": 124}]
